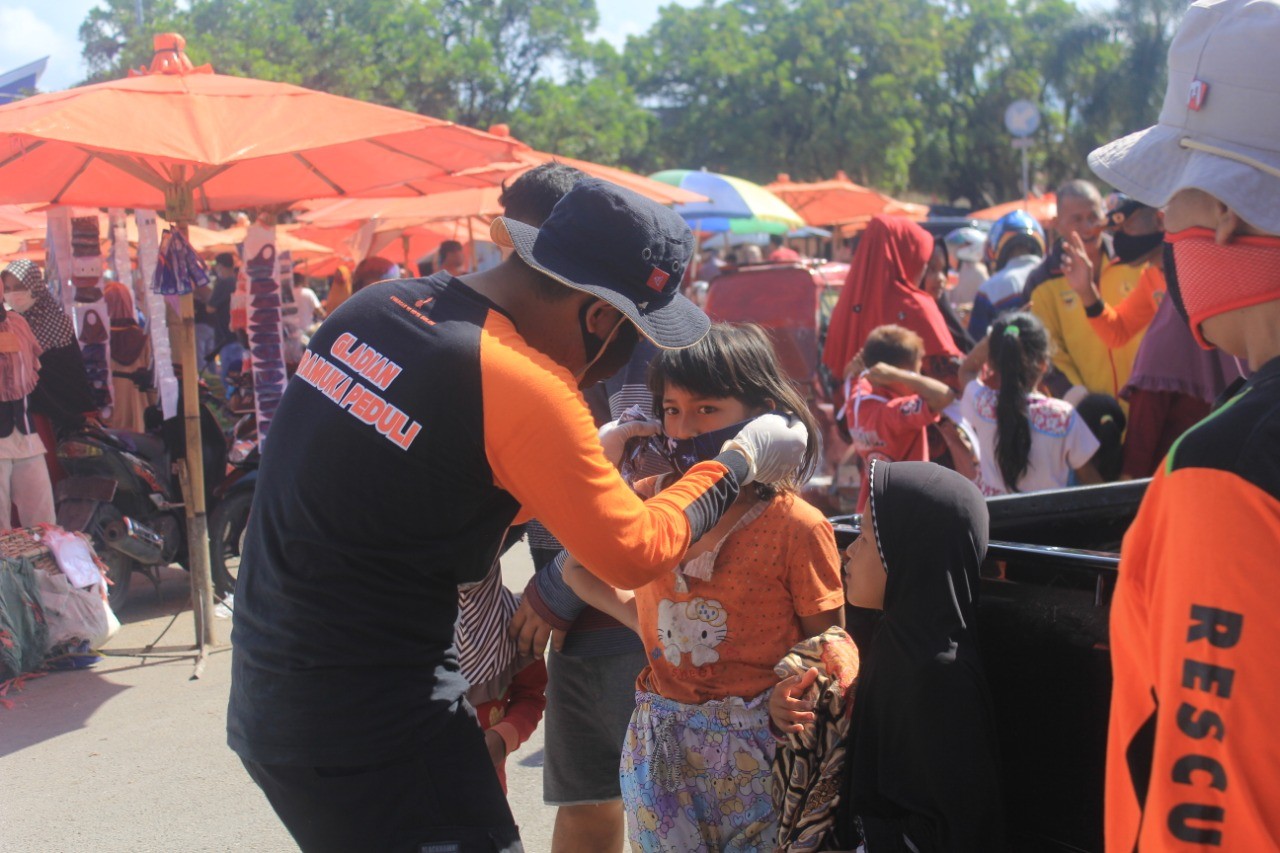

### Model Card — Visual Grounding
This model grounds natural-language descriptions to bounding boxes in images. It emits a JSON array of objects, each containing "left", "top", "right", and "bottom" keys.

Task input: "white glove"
[
  {"left": 721, "top": 413, "right": 809, "bottom": 486},
  {"left": 598, "top": 417, "right": 662, "bottom": 466}
]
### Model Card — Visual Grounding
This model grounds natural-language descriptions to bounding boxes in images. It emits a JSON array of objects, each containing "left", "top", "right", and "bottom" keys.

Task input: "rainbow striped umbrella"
[{"left": 649, "top": 169, "right": 805, "bottom": 235}]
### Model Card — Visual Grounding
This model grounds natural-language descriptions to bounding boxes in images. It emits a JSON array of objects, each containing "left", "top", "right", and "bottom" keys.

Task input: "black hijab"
[
  {"left": 928, "top": 242, "right": 976, "bottom": 353},
  {"left": 847, "top": 460, "right": 1004, "bottom": 852}
]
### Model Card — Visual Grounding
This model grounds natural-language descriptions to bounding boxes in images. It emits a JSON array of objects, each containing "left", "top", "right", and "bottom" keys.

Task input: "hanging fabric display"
[
  {"left": 44, "top": 207, "right": 73, "bottom": 309},
  {"left": 244, "top": 223, "right": 284, "bottom": 443},
  {"left": 278, "top": 248, "right": 305, "bottom": 364},
  {"left": 69, "top": 214, "right": 112, "bottom": 415},
  {"left": 151, "top": 228, "right": 210, "bottom": 296},
  {"left": 108, "top": 208, "right": 147, "bottom": 319},
  {"left": 135, "top": 211, "right": 179, "bottom": 420},
  {"left": 107, "top": 210, "right": 132, "bottom": 299},
  {"left": 230, "top": 257, "right": 249, "bottom": 333}
]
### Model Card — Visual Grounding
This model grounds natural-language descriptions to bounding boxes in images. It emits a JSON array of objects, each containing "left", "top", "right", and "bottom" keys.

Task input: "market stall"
[{"left": 0, "top": 33, "right": 527, "bottom": 664}]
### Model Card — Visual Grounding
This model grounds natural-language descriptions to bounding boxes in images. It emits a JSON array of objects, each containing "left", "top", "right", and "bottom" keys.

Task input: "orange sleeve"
[
  {"left": 785, "top": 514, "right": 846, "bottom": 618},
  {"left": 1088, "top": 266, "right": 1163, "bottom": 350},
  {"left": 480, "top": 316, "right": 744, "bottom": 591},
  {"left": 1107, "top": 466, "right": 1280, "bottom": 851}
]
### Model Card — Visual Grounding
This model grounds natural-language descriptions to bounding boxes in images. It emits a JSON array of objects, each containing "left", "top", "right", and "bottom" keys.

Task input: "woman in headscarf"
[
  {"left": 1, "top": 260, "right": 95, "bottom": 485},
  {"left": 0, "top": 262, "right": 59, "bottom": 525},
  {"left": 822, "top": 216, "right": 962, "bottom": 388},
  {"left": 350, "top": 257, "right": 400, "bottom": 294},
  {"left": 323, "top": 264, "right": 353, "bottom": 315},
  {"left": 923, "top": 238, "right": 976, "bottom": 355},
  {"left": 842, "top": 460, "right": 1003, "bottom": 851},
  {"left": 103, "top": 271, "right": 152, "bottom": 433}
]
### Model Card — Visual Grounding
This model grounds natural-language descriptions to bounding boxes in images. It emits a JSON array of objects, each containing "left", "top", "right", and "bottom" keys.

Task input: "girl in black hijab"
[
  {"left": 922, "top": 240, "right": 976, "bottom": 356},
  {"left": 842, "top": 459, "right": 1003, "bottom": 851}
]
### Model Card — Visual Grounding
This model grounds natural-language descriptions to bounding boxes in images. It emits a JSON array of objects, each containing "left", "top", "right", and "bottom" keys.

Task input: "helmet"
[
  {"left": 985, "top": 210, "right": 1046, "bottom": 271},
  {"left": 944, "top": 227, "right": 987, "bottom": 265}
]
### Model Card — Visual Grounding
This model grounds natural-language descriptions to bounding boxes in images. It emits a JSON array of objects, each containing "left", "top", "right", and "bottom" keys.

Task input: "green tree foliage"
[
  {"left": 77, "top": 0, "right": 1183, "bottom": 205},
  {"left": 79, "top": 0, "right": 611, "bottom": 130}
]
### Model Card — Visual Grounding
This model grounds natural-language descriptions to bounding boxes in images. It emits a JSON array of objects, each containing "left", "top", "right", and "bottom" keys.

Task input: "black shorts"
[{"left": 241, "top": 705, "right": 522, "bottom": 852}]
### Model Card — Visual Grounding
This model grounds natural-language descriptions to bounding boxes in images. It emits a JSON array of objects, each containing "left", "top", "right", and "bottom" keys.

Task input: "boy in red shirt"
[{"left": 843, "top": 324, "right": 956, "bottom": 510}]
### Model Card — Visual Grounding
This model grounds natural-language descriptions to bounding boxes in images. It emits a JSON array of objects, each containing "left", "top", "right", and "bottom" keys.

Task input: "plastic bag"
[
  {"left": 41, "top": 528, "right": 102, "bottom": 588},
  {"left": 36, "top": 570, "right": 118, "bottom": 650}
]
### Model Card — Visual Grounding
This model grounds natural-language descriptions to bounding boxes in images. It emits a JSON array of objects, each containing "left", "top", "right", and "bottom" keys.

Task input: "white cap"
[{"left": 1088, "top": 0, "right": 1280, "bottom": 234}]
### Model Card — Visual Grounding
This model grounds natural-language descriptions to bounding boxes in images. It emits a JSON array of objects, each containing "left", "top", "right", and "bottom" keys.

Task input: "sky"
[{"left": 1, "top": 0, "right": 700, "bottom": 92}]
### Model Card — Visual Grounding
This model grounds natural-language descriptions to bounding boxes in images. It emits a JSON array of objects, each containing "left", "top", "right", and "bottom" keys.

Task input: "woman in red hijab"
[{"left": 822, "top": 216, "right": 960, "bottom": 384}]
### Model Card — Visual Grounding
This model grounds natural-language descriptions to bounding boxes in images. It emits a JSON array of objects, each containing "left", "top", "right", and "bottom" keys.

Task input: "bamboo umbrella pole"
[{"left": 166, "top": 181, "right": 217, "bottom": 656}]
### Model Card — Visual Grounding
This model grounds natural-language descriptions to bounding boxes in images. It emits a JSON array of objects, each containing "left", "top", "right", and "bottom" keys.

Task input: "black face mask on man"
[
  {"left": 574, "top": 301, "right": 639, "bottom": 389},
  {"left": 1112, "top": 230, "right": 1166, "bottom": 264}
]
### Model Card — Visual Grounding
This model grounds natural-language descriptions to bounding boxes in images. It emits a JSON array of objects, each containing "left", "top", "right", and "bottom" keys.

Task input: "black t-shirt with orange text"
[{"left": 227, "top": 275, "right": 746, "bottom": 766}]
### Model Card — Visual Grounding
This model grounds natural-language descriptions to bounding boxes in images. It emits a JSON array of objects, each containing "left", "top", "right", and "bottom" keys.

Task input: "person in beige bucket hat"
[{"left": 1095, "top": 2, "right": 1280, "bottom": 851}]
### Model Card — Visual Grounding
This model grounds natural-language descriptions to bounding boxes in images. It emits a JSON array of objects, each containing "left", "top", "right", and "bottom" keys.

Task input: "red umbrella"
[{"left": 0, "top": 34, "right": 527, "bottom": 653}]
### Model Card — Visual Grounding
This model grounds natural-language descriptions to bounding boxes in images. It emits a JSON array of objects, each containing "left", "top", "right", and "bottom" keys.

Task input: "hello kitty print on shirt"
[{"left": 656, "top": 597, "right": 729, "bottom": 667}]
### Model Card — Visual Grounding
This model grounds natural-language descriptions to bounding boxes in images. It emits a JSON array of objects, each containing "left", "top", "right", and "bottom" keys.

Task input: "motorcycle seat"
[{"left": 106, "top": 429, "right": 169, "bottom": 470}]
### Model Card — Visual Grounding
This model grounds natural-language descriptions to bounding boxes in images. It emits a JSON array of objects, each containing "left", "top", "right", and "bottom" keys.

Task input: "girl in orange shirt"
[{"left": 565, "top": 323, "right": 845, "bottom": 852}]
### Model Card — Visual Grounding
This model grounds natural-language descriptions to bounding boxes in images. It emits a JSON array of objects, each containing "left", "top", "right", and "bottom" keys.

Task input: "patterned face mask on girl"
[{"left": 649, "top": 418, "right": 754, "bottom": 476}]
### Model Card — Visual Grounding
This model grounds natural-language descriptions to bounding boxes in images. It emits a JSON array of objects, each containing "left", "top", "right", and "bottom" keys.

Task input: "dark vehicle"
[
  {"left": 704, "top": 260, "right": 849, "bottom": 513},
  {"left": 918, "top": 216, "right": 992, "bottom": 243},
  {"left": 832, "top": 478, "right": 1148, "bottom": 852},
  {"left": 55, "top": 397, "right": 228, "bottom": 610}
]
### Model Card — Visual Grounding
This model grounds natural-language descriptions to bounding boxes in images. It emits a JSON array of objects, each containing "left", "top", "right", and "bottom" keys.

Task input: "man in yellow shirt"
[{"left": 1026, "top": 180, "right": 1148, "bottom": 402}]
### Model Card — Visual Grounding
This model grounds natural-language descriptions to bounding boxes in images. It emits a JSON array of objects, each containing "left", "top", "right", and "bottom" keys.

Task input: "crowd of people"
[
  {"left": 0, "top": 0, "right": 1261, "bottom": 850},
  {"left": 222, "top": 8, "right": 1277, "bottom": 852}
]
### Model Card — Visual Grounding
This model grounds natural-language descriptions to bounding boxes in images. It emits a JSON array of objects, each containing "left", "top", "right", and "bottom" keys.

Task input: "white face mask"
[{"left": 6, "top": 291, "right": 34, "bottom": 313}]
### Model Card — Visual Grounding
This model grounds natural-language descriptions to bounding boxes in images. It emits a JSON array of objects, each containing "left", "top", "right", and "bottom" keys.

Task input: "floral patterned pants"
[{"left": 621, "top": 690, "right": 778, "bottom": 852}]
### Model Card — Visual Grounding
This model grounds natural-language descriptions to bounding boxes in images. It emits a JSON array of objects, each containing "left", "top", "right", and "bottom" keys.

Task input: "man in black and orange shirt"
[
  {"left": 227, "top": 179, "right": 809, "bottom": 852},
  {"left": 1089, "top": 0, "right": 1280, "bottom": 848}
]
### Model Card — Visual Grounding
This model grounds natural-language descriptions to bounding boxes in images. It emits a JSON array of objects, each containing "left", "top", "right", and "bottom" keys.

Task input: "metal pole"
[{"left": 1021, "top": 146, "right": 1030, "bottom": 207}]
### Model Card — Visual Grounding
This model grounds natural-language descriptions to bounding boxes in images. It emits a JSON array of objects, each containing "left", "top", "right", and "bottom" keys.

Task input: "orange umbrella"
[
  {"left": 0, "top": 204, "right": 43, "bottom": 233},
  {"left": 765, "top": 171, "right": 906, "bottom": 226},
  {"left": 296, "top": 188, "right": 506, "bottom": 228},
  {"left": 368, "top": 219, "right": 492, "bottom": 269},
  {"left": 0, "top": 33, "right": 527, "bottom": 652},
  {"left": 0, "top": 35, "right": 526, "bottom": 214},
  {"left": 293, "top": 255, "right": 345, "bottom": 278},
  {"left": 189, "top": 223, "right": 335, "bottom": 260},
  {"left": 324, "top": 132, "right": 707, "bottom": 209},
  {"left": 296, "top": 150, "right": 705, "bottom": 228},
  {"left": 0, "top": 233, "right": 25, "bottom": 256},
  {"left": 836, "top": 201, "right": 931, "bottom": 237},
  {"left": 971, "top": 193, "right": 1057, "bottom": 227}
]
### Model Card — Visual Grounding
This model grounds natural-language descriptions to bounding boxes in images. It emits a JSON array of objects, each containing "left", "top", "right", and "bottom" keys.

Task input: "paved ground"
[{"left": 0, "top": 546, "right": 557, "bottom": 852}]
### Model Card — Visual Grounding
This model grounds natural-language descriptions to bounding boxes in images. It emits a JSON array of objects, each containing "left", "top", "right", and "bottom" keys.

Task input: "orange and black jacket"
[
  {"left": 227, "top": 275, "right": 747, "bottom": 767},
  {"left": 1108, "top": 354, "right": 1280, "bottom": 850}
]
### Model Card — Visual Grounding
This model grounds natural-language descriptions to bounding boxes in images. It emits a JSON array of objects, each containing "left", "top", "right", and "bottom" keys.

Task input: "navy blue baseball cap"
[{"left": 490, "top": 177, "right": 708, "bottom": 349}]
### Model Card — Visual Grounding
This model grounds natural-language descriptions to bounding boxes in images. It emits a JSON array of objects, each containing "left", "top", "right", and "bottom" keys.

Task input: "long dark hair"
[
  {"left": 649, "top": 323, "right": 820, "bottom": 495},
  {"left": 987, "top": 312, "right": 1050, "bottom": 492}
]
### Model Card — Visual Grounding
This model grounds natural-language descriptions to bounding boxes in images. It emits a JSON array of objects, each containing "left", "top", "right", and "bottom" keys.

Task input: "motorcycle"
[
  {"left": 208, "top": 412, "right": 258, "bottom": 602},
  {"left": 54, "top": 394, "right": 229, "bottom": 611}
]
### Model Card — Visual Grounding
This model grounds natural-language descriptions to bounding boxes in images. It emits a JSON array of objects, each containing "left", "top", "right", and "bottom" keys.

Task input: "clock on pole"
[{"left": 1004, "top": 100, "right": 1041, "bottom": 201}]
